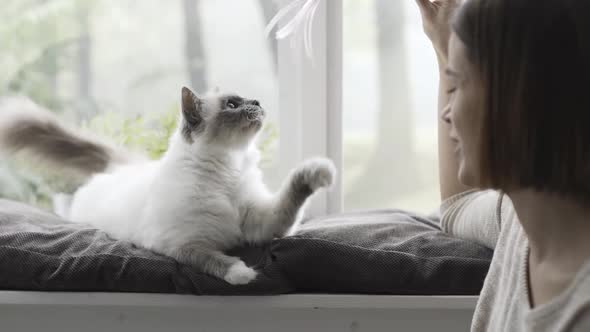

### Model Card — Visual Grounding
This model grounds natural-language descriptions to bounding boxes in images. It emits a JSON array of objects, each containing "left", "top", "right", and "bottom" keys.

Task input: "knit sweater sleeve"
[{"left": 440, "top": 189, "right": 506, "bottom": 249}]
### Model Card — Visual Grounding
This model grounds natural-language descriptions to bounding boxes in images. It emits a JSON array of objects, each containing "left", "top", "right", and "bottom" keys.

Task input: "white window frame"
[{"left": 277, "top": 0, "right": 343, "bottom": 217}]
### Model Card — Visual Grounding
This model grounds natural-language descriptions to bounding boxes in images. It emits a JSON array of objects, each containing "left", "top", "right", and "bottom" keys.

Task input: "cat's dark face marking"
[
  {"left": 180, "top": 87, "right": 265, "bottom": 147},
  {"left": 214, "top": 95, "right": 264, "bottom": 129}
]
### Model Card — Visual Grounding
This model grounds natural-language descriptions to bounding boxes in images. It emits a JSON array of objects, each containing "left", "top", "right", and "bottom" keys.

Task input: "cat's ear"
[{"left": 181, "top": 86, "right": 203, "bottom": 126}]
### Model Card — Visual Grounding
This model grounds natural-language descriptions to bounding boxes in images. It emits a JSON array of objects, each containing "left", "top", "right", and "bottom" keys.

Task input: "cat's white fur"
[{"left": 0, "top": 88, "right": 336, "bottom": 285}]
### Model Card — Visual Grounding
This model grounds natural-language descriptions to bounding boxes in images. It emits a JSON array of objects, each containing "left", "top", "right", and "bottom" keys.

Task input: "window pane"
[
  {"left": 343, "top": 0, "right": 439, "bottom": 213},
  {"left": 0, "top": 0, "right": 280, "bottom": 209}
]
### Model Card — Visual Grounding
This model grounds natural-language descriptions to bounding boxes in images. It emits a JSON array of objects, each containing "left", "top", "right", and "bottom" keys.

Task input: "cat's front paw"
[
  {"left": 296, "top": 157, "right": 336, "bottom": 192},
  {"left": 224, "top": 261, "right": 257, "bottom": 285}
]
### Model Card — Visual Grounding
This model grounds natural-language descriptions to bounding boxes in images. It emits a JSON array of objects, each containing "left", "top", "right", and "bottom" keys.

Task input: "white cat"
[{"left": 0, "top": 87, "right": 336, "bottom": 285}]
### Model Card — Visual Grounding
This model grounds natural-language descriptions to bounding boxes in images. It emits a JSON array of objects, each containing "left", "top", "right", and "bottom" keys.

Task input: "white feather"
[{"left": 265, "top": 0, "right": 321, "bottom": 59}]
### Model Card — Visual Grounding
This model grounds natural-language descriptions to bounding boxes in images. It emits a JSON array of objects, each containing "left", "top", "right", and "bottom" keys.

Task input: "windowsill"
[
  {"left": 0, "top": 291, "right": 478, "bottom": 331},
  {"left": 0, "top": 291, "right": 477, "bottom": 309}
]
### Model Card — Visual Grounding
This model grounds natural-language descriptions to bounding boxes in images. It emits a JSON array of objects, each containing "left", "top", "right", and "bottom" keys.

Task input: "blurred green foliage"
[
  {"left": 84, "top": 107, "right": 178, "bottom": 160},
  {"left": 0, "top": 0, "right": 279, "bottom": 210}
]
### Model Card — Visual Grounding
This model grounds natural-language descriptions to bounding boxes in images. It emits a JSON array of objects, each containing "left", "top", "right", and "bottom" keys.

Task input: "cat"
[{"left": 0, "top": 87, "right": 336, "bottom": 285}]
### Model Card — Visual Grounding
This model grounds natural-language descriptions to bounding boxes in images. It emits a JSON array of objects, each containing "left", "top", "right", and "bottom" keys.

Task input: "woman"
[{"left": 415, "top": 0, "right": 590, "bottom": 330}]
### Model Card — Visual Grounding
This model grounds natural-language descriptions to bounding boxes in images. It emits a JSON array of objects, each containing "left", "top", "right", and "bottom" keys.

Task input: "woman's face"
[{"left": 443, "top": 33, "right": 487, "bottom": 187}]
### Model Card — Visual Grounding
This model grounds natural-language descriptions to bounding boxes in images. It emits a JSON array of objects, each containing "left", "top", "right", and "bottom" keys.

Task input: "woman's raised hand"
[{"left": 415, "top": 0, "right": 461, "bottom": 62}]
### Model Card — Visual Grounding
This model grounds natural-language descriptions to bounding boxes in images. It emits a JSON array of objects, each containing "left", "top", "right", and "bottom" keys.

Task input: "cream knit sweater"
[{"left": 441, "top": 190, "right": 590, "bottom": 331}]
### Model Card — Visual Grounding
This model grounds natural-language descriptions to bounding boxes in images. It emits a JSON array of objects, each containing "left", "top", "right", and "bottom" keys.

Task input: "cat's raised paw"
[
  {"left": 297, "top": 157, "right": 336, "bottom": 192},
  {"left": 224, "top": 261, "right": 257, "bottom": 285}
]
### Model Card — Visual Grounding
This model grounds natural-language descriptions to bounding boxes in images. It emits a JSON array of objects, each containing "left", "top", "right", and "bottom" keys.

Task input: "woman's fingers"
[
  {"left": 435, "top": 0, "right": 461, "bottom": 11},
  {"left": 414, "top": 0, "right": 460, "bottom": 60},
  {"left": 415, "top": 0, "right": 435, "bottom": 15},
  {"left": 418, "top": 0, "right": 458, "bottom": 12},
  {"left": 415, "top": 0, "right": 432, "bottom": 8},
  {"left": 415, "top": 0, "right": 454, "bottom": 20},
  {"left": 416, "top": 0, "right": 437, "bottom": 27}
]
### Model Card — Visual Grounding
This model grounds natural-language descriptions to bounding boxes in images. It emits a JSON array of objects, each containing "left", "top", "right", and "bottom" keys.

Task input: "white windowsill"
[
  {"left": 0, "top": 292, "right": 478, "bottom": 331},
  {"left": 0, "top": 291, "right": 477, "bottom": 309}
]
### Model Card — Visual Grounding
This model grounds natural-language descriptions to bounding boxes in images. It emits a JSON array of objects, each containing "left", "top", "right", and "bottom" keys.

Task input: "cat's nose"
[{"left": 251, "top": 100, "right": 260, "bottom": 107}]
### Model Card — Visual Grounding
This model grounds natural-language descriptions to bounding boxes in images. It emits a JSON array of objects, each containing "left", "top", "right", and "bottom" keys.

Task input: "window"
[
  {"left": 1, "top": 0, "right": 440, "bottom": 215},
  {"left": 342, "top": 0, "right": 439, "bottom": 213},
  {"left": 0, "top": 0, "right": 282, "bottom": 209}
]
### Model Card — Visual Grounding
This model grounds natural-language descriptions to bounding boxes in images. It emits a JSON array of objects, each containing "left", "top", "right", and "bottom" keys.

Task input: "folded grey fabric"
[{"left": 0, "top": 199, "right": 492, "bottom": 295}]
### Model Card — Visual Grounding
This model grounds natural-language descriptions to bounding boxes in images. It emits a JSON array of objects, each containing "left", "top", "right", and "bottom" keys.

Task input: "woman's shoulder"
[
  {"left": 498, "top": 193, "right": 519, "bottom": 229},
  {"left": 440, "top": 189, "right": 510, "bottom": 249},
  {"left": 441, "top": 189, "right": 502, "bottom": 219},
  {"left": 442, "top": 189, "right": 518, "bottom": 226}
]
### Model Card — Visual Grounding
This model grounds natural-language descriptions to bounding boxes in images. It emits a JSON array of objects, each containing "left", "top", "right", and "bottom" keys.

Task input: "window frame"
[{"left": 276, "top": 0, "right": 343, "bottom": 216}]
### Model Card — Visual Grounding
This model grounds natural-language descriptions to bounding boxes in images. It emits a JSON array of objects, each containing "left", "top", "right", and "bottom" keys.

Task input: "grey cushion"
[
  {"left": 0, "top": 200, "right": 290, "bottom": 295},
  {"left": 0, "top": 199, "right": 492, "bottom": 295},
  {"left": 274, "top": 210, "right": 493, "bottom": 295}
]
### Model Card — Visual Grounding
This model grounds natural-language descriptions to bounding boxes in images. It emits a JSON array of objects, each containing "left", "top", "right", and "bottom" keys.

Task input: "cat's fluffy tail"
[{"left": 0, "top": 97, "right": 135, "bottom": 176}]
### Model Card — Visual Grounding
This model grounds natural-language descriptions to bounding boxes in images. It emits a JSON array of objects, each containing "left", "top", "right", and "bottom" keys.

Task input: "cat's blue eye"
[{"left": 227, "top": 101, "right": 237, "bottom": 109}]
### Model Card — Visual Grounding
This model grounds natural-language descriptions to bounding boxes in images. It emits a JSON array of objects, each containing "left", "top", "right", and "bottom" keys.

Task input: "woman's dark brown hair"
[{"left": 452, "top": 0, "right": 590, "bottom": 198}]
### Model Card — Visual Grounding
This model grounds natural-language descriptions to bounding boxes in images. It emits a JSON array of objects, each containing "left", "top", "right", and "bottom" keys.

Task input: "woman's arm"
[
  {"left": 415, "top": 0, "right": 471, "bottom": 200},
  {"left": 416, "top": 1, "right": 502, "bottom": 248}
]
